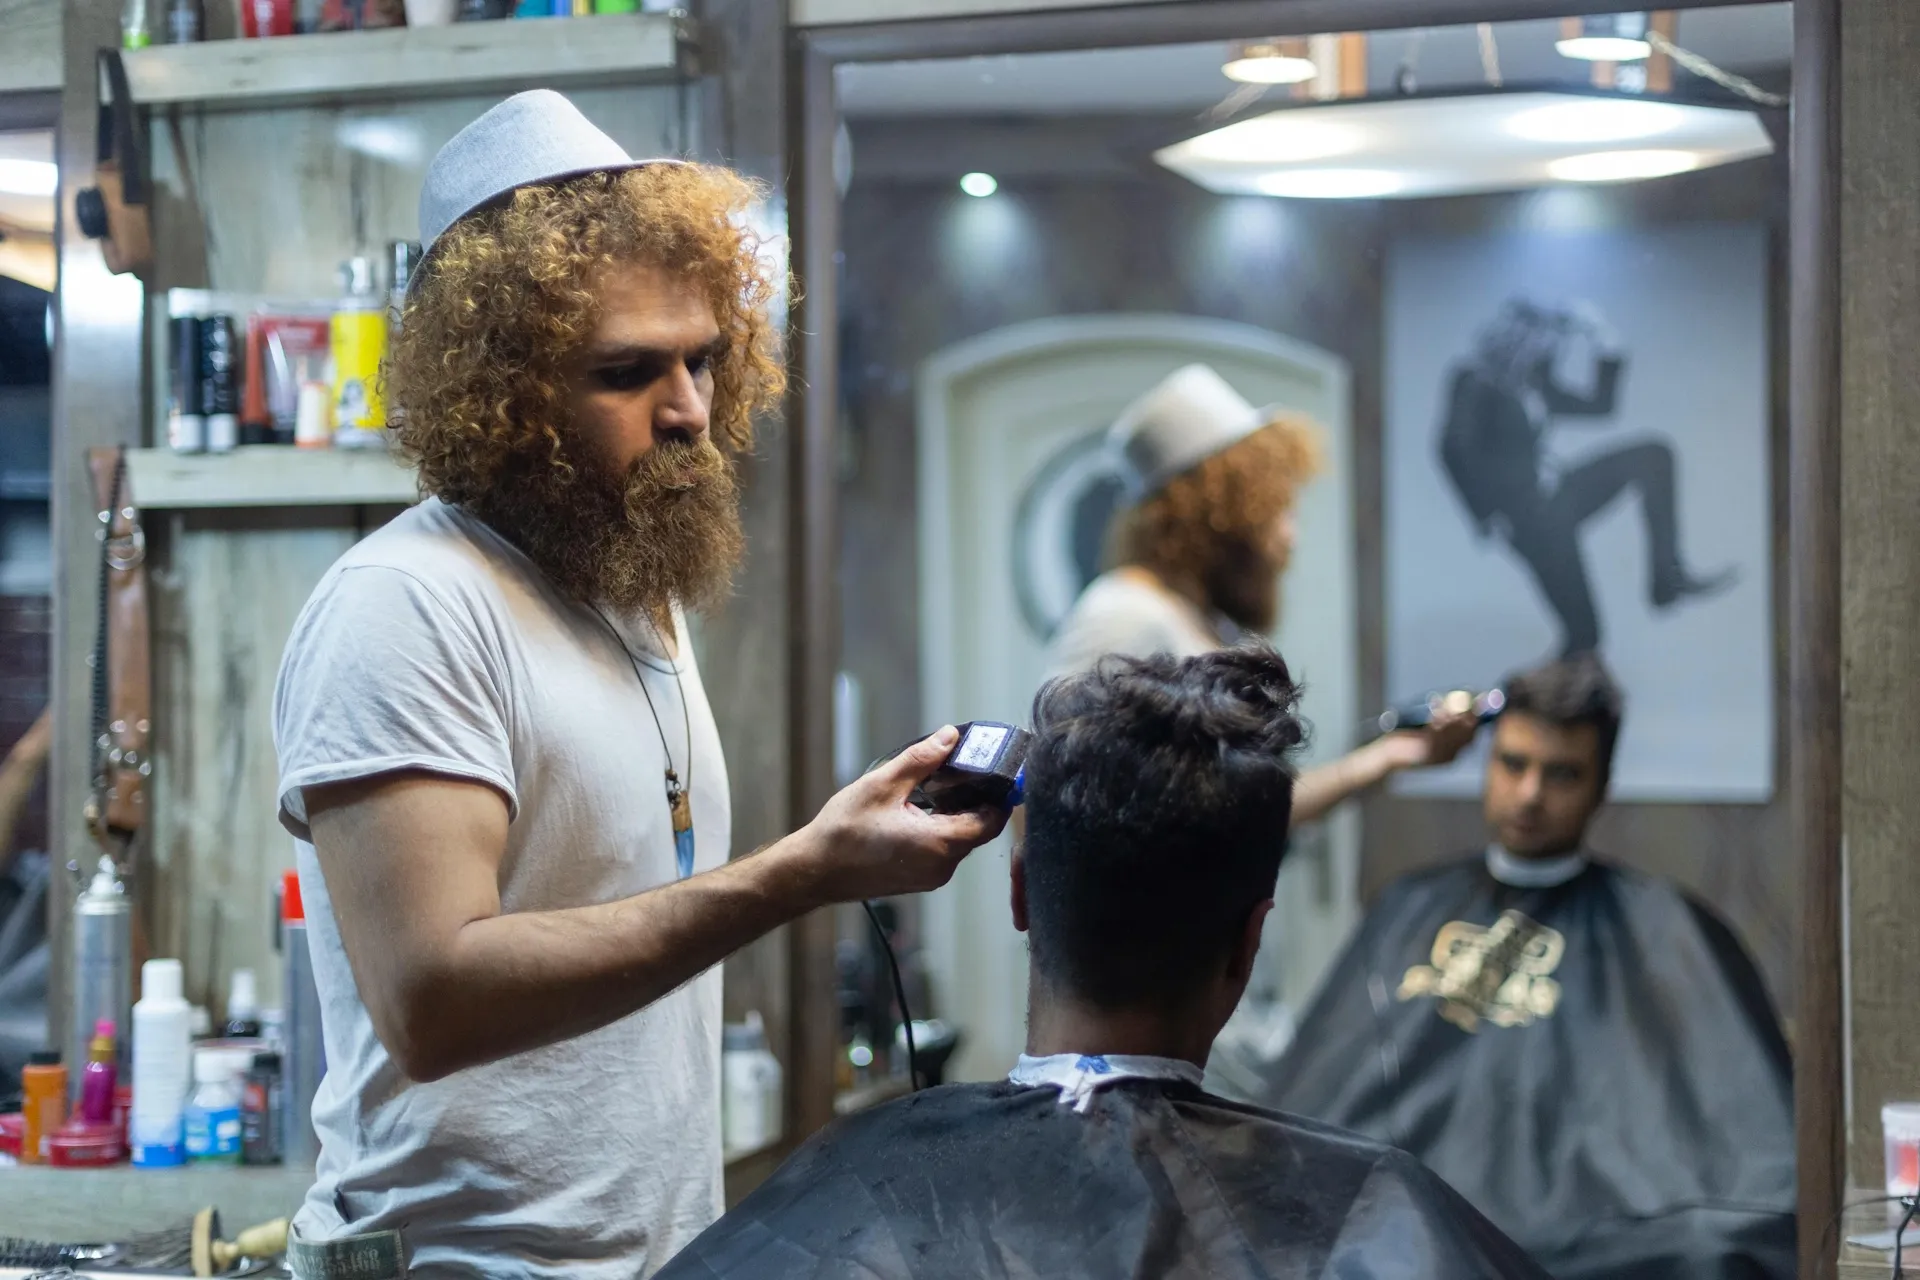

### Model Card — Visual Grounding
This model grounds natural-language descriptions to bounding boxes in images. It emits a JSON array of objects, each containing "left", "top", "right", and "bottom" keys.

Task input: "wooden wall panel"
[
  {"left": 48, "top": 0, "right": 146, "bottom": 1081},
  {"left": 146, "top": 85, "right": 687, "bottom": 299},
  {"left": 0, "top": 0, "right": 60, "bottom": 94},
  {"left": 1838, "top": 0, "right": 1920, "bottom": 1191},
  {"left": 690, "top": 0, "right": 802, "bottom": 1157},
  {"left": 145, "top": 507, "right": 386, "bottom": 1011}
]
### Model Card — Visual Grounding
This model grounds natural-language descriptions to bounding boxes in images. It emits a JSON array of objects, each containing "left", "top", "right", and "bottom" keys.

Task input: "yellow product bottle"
[{"left": 331, "top": 256, "right": 388, "bottom": 450}]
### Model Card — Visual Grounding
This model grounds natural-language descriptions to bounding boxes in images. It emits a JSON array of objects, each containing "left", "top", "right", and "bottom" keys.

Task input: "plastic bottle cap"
[
  {"left": 249, "top": 1051, "right": 281, "bottom": 1072},
  {"left": 87, "top": 857, "right": 122, "bottom": 898},
  {"left": 93, "top": 1019, "right": 115, "bottom": 1040},
  {"left": 142, "top": 957, "right": 184, "bottom": 1004},
  {"left": 27, "top": 1050, "right": 59, "bottom": 1067},
  {"left": 193, "top": 1049, "right": 223, "bottom": 1084},
  {"left": 281, "top": 870, "right": 306, "bottom": 923},
  {"left": 229, "top": 969, "right": 258, "bottom": 1017},
  {"left": 195, "top": 1047, "right": 253, "bottom": 1085}
]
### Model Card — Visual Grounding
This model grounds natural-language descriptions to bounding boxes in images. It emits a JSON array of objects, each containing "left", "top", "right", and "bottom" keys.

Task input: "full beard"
[
  {"left": 1204, "top": 537, "right": 1285, "bottom": 636},
  {"left": 472, "top": 434, "right": 745, "bottom": 617}
]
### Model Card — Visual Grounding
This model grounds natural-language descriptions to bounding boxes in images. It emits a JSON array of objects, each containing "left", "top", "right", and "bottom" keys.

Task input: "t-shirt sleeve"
[{"left": 273, "top": 564, "right": 518, "bottom": 842}]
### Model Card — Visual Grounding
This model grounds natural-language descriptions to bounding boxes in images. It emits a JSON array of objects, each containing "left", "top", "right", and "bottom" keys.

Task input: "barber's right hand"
[{"left": 788, "top": 726, "right": 1011, "bottom": 905}]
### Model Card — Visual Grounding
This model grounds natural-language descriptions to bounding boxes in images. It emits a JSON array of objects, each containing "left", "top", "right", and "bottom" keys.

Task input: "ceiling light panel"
[{"left": 1155, "top": 90, "right": 1773, "bottom": 200}]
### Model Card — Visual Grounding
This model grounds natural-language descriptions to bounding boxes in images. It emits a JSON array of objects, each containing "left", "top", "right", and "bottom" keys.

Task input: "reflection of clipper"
[
  {"left": 1375, "top": 688, "right": 1506, "bottom": 737},
  {"left": 893, "top": 721, "right": 1032, "bottom": 813}
]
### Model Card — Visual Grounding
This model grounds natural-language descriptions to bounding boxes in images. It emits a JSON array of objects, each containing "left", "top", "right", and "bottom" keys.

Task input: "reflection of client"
[{"left": 1437, "top": 298, "right": 1732, "bottom": 656}]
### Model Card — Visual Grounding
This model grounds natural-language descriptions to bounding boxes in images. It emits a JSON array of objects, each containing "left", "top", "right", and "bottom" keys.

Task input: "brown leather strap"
[{"left": 85, "top": 446, "right": 150, "bottom": 847}]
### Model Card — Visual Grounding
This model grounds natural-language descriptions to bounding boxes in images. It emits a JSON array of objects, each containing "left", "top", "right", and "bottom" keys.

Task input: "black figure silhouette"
[{"left": 1437, "top": 297, "right": 1734, "bottom": 657}]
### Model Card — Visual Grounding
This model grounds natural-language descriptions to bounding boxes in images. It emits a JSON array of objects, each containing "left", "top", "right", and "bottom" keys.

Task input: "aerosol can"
[{"left": 69, "top": 856, "right": 132, "bottom": 1106}]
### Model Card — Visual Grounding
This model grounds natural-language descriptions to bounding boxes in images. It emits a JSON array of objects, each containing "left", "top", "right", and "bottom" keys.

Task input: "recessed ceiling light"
[
  {"left": 1547, "top": 148, "right": 1702, "bottom": 182},
  {"left": 1255, "top": 169, "right": 1404, "bottom": 199},
  {"left": 1223, "top": 40, "right": 1319, "bottom": 86},
  {"left": 1557, "top": 12, "right": 1652, "bottom": 62},
  {"left": 1506, "top": 99, "right": 1684, "bottom": 144},
  {"left": 1179, "top": 117, "right": 1358, "bottom": 166},
  {"left": 959, "top": 171, "right": 998, "bottom": 198},
  {"left": 1555, "top": 35, "right": 1653, "bottom": 61},
  {"left": 0, "top": 160, "right": 57, "bottom": 197}
]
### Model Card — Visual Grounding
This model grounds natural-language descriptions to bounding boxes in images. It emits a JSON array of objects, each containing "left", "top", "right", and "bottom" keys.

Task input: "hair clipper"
[
  {"left": 1375, "top": 688, "right": 1506, "bottom": 736},
  {"left": 899, "top": 721, "right": 1032, "bottom": 813}
]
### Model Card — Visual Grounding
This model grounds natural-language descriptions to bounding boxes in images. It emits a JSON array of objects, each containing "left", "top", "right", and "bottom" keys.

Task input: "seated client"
[
  {"left": 657, "top": 649, "right": 1547, "bottom": 1280},
  {"left": 1248, "top": 654, "right": 1795, "bottom": 1279}
]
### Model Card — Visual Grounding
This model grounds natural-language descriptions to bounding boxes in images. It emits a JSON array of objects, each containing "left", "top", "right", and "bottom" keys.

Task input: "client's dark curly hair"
[{"left": 1022, "top": 646, "right": 1306, "bottom": 1009}]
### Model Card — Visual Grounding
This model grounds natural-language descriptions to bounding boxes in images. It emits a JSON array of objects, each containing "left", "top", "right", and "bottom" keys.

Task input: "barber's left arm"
[{"left": 1291, "top": 709, "right": 1480, "bottom": 825}]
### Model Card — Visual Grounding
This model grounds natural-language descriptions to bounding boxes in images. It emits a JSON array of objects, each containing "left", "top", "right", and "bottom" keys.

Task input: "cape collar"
[
  {"left": 1486, "top": 844, "right": 1590, "bottom": 888},
  {"left": 1009, "top": 1052, "right": 1203, "bottom": 1113}
]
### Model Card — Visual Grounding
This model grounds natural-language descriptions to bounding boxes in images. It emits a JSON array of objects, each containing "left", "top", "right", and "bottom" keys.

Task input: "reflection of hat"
[
  {"left": 418, "top": 89, "right": 679, "bottom": 265},
  {"left": 1107, "top": 364, "right": 1274, "bottom": 498}
]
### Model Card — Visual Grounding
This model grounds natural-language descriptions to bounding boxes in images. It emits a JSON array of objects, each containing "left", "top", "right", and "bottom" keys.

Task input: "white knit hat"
[
  {"left": 417, "top": 89, "right": 678, "bottom": 266},
  {"left": 1108, "top": 364, "right": 1275, "bottom": 497}
]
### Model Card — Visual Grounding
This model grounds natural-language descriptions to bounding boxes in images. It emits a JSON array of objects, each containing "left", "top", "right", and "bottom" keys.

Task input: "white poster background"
[{"left": 1386, "top": 224, "right": 1772, "bottom": 801}]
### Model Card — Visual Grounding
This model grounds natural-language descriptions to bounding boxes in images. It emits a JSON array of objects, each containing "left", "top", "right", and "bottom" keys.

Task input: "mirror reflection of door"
[{"left": 917, "top": 315, "right": 1355, "bottom": 1082}]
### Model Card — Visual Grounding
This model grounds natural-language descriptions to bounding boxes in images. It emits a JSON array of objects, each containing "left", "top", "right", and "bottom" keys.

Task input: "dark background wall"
[{"left": 837, "top": 112, "right": 1795, "bottom": 1024}]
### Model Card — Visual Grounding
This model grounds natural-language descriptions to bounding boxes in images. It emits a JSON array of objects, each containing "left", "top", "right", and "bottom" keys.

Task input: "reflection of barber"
[
  {"left": 1047, "top": 364, "right": 1478, "bottom": 820},
  {"left": 1438, "top": 299, "right": 1732, "bottom": 657}
]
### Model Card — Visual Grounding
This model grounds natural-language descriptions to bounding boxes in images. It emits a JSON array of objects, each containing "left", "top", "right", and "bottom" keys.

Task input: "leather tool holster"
[{"left": 85, "top": 447, "right": 150, "bottom": 855}]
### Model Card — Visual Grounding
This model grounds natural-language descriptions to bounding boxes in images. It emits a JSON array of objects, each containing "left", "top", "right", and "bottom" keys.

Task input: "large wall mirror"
[{"left": 799, "top": 4, "right": 1826, "bottom": 1275}]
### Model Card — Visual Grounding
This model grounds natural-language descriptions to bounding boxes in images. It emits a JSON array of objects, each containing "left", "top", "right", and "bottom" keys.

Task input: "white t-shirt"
[
  {"left": 1043, "top": 568, "right": 1222, "bottom": 681},
  {"left": 273, "top": 497, "right": 730, "bottom": 1279}
]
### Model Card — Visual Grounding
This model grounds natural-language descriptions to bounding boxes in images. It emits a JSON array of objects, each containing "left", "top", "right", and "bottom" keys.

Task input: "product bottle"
[
  {"left": 199, "top": 313, "right": 240, "bottom": 454},
  {"left": 224, "top": 968, "right": 263, "bottom": 1039},
  {"left": 121, "top": 0, "right": 151, "bottom": 45},
  {"left": 282, "top": 869, "right": 324, "bottom": 1165},
  {"left": 131, "top": 957, "right": 192, "bottom": 1168},
  {"left": 329, "top": 257, "right": 388, "bottom": 451},
  {"left": 241, "top": 1051, "right": 284, "bottom": 1166},
  {"left": 387, "top": 240, "right": 421, "bottom": 329},
  {"left": 165, "top": 0, "right": 200, "bottom": 41},
  {"left": 183, "top": 1048, "right": 246, "bottom": 1163},
  {"left": 80, "top": 1021, "right": 118, "bottom": 1125},
  {"left": 20, "top": 1051, "right": 66, "bottom": 1165},
  {"left": 70, "top": 856, "right": 131, "bottom": 1106},
  {"left": 722, "top": 1011, "right": 784, "bottom": 1154},
  {"left": 168, "top": 314, "right": 207, "bottom": 454}
]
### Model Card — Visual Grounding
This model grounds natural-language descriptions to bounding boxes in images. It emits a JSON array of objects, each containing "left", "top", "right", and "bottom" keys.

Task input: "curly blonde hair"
[
  {"left": 388, "top": 162, "right": 787, "bottom": 504},
  {"left": 1109, "top": 415, "right": 1324, "bottom": 588}
]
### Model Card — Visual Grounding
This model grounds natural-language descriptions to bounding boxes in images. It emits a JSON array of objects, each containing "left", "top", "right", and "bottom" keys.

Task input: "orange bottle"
[{"left": 20, "top": 1050, "right": 67, "bottom": 1165}]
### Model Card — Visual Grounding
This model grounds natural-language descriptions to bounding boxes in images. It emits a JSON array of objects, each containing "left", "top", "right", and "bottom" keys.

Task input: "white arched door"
[{"left": 917, "top": 314, "right": 1357, "bottom": 1082}]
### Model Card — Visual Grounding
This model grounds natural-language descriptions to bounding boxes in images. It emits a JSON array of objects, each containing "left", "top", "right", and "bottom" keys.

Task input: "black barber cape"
[
  {"left": 656, "top": 1069, "right": 1549, "bottom": 1280},
  {"left": 1244, "top": 855, "right": 1795, "bottom": 1280}
]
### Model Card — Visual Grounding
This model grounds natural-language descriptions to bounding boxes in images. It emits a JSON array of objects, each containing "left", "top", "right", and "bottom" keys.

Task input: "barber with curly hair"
[
  {"left": 271, "top": 93, "right": 1007, "bottom": 1280},
  {"left": 1048, "top": 363, "right": 1478, "bottom": 821}
]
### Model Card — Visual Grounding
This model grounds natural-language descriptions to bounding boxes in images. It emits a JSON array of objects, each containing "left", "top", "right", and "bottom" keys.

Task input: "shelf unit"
[
  {"left": 121, "top": 12, "right": 686, "bottom": 112},
  {"left": 126, "top": 446, "right": 418, "bottom": 509}
]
